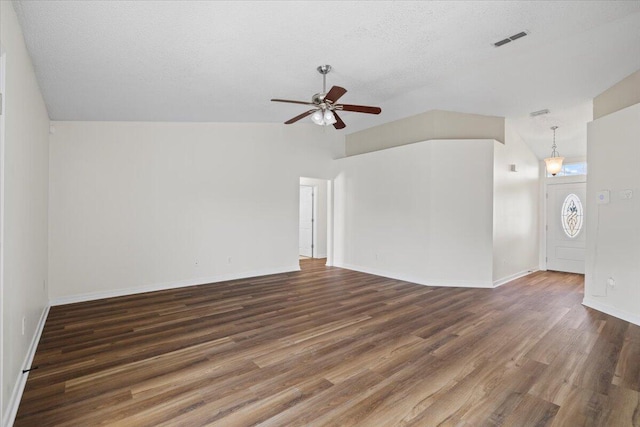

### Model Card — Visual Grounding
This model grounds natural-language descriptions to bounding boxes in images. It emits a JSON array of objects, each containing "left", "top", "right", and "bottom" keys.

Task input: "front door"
[{"left": 546, "top": 182, "right": 586, "bottom": 273}]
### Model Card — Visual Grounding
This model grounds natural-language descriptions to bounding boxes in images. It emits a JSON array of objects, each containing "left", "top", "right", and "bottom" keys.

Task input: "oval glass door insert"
[{"left": 561, "top": 193, "right": 583, "bottom": 238}]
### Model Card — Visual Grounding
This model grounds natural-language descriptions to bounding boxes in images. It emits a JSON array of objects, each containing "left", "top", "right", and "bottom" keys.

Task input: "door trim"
[
  {"left": 299, "top": 185, "right": 315, "bottom": 258},
  {"left": 544, "top": 177, "right": 586, "bottom": 272},
  {"left": 0, "top": 45, "right": 6, "bottom": 424}
]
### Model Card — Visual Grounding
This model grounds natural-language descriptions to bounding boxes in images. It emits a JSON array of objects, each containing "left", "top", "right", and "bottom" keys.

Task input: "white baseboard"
[
  {"left": 492, "top": 268, "right": 538, "bottom": 288},
  {"left": 334, "top": 262, "right": 494, "bottom": 288},
  {"left": 50, "top": 265, "right": 301, "bottom": 306},
  {"left": 582, "top": 297, "right": 640, "bottom": 327},
  {"left": 3, "top": 305, "right": 50, "bottom": 427}
]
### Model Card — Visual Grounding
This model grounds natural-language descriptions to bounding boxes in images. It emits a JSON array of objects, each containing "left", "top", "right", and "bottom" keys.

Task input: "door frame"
[
  {"left": 299, "top": 184, "right": 315, "bottom": 258},
  {"left": 298, "top": 177, "right": 332, "bottom": 264},
  {"left": 0, "top": 44, "right": 6, "bottom": 424},
  {"left": 542, "top": 168, "right": 586, "bottom": 271},
  {"left": 545, "top": 180, "right": 586, "bottom": 273}
]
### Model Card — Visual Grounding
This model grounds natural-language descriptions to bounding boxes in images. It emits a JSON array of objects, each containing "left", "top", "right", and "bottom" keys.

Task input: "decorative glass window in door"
[{"left": 561, "top": 194, "right": 583, "bottom": 238}]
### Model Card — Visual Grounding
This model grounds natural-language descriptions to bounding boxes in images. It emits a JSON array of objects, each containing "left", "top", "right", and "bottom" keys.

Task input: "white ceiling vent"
[
  {"left": 493, "top": 31, "right": 529, "bottom": 47},
  {"left": 530, "top": 109, "right": 550, "bottom": 117}
]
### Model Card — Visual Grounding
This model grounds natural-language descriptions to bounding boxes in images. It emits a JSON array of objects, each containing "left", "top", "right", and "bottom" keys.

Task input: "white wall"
[
  {"left": 333, "top": 139, "right": 495, "bottom": 287},
  {"left": 584, "top": 102, "right": 640, "bottom": 325},
  {"left": 48, "top": 122, "right": 343, "bottom": 303},
  {"left": 492, "top": 123, "right": 540, "bottom": 284},
  {"left": 593, "top": 69, "right": 640, "bottom": 120},
  {"left": 299, "top": 177, "right": 328, "bottom": 258},
  {"left": 1, "top": 2, "right": 50, "bottom": 423}
]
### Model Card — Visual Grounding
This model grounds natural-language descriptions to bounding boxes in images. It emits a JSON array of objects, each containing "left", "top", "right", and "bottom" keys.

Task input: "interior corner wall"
[
  {"left": 48, "top": 121, "right": 343, "bottom": 303},
  {"left": 333, "top": 139, "right": 495, "bottom": 287},
  {"left": 299, "top": 177, "right": 328, "bottom": 258},
  {"left": 584, "top": 102, "right": 640, "bottom": 325},
  {"left": 1, "top": 1, "right": 50, "bottom": 422},
  {"left": 492, "top": 123, "right": 540, "bottom": 285},
  {"left": 345, "top": 110, "right": 505, "bottom": 157},
  {"left": 593, "top": 68, "right": 640, "bottom": 120}
]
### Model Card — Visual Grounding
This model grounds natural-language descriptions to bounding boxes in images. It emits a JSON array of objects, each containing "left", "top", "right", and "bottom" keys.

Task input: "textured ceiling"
[
  {"left": 509, "top": 101, "right": 593, "bottom": 160},
  {"left": 12, "top": 1, "right": 640, "bottom": 157}
]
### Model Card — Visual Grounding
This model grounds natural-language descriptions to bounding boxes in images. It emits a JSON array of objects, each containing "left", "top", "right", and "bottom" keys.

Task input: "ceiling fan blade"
[
  {"left": 337, "top": 104, "right": 382, "bottom": 114},
  {"left": 284, "top": 109, "right": 317, "bottom": 124},
  {"left": 325, "top": 86, "right": 347, "bottom": 104},
  {"left": 332, "top": 111, "right": 346, "bottom": 130},
  {"left": 271, "top": 99, "right": 316, "bottom": 106}
]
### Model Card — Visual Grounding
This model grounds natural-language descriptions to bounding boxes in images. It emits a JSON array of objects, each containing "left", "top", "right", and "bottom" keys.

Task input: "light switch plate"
[{"left": 620, "top": 189, "right": 633, "bottom": 200}]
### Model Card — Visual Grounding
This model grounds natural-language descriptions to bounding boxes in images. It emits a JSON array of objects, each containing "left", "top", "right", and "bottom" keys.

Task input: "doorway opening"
[
  {"left": 299, "top": 177, "right": 329, "bottom": 265},
  {"left": 299, "top": 185, "right": 314, "bottom": 258}
]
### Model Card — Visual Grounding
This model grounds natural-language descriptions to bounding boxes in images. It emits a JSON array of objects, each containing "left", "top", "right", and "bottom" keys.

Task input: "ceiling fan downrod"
[{"left": 317, "top": 65, "right": 331, "bottom": 95}]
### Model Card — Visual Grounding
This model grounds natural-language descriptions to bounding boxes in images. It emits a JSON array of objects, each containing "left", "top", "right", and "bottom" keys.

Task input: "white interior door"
[
  {"left": 546, "top": 182, "right": 586, "bottom": 273},
  {"left": 299, "top": 186, "right": 314, "bottom": 257}
]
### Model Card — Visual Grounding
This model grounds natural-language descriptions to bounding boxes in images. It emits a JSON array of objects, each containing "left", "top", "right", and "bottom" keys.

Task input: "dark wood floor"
[{"left": 15, "top": 259, "right": 640, "bottom": 426}]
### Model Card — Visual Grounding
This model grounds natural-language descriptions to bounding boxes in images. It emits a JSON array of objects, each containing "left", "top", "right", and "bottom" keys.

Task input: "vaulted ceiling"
[{"left": 12, "top": 1, "right": 640, "bottom": 158}]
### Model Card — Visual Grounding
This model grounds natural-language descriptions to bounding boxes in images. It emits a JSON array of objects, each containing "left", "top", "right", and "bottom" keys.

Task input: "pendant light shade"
[
  {"left": 544, "top": 126, "right": 564, "bottom": 176},
  {"left": 544, "top": 156, "right": 564, "bottom": 176}
]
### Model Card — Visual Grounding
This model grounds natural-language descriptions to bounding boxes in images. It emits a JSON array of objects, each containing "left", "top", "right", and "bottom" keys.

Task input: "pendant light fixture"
[{"left": 544, "top": 126, "right": 564, "bottom": 176}]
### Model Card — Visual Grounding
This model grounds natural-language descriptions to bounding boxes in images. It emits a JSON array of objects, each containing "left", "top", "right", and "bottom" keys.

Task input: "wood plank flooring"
[{"left": 15, "top": 259, "right": 640, "bottom": 426}]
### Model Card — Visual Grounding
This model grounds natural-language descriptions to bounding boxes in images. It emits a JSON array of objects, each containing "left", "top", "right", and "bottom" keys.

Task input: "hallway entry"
[
  {"left": 299, "top": 185, "right": 314, "bottom": 257},
  {"left": 299, "top": 177, "right": 329, "bottom": 260}
]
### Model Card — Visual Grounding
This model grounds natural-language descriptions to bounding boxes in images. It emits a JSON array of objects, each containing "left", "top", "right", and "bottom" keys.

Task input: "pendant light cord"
[{"left": 550, "top": 126, "right": 559, "bottom": 157}]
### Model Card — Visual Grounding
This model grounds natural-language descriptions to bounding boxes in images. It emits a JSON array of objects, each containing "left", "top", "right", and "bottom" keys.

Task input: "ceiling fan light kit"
[
  {"left": 271, "top": 64, "right": 381, "bottom": 129},
  {"left": 310, "top": 109, "right": 337, "bottom": 126}
]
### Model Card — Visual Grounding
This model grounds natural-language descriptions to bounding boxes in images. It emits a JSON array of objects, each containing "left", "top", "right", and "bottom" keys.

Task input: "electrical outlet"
[
  {"left": 607, "top": 277, "right": 616, "bottom": 288},
  {"left": 22, "top": 316, "right": 26, "bottom": 335},
  {"left": 228, "top": 257, "right": 232, "bottom": 264}
]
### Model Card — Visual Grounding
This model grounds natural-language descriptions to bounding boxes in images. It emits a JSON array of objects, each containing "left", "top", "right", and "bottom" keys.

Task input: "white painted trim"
[
  {"left": 3, "top": 305, "right": 49, "bottom": 427},
  {"left": 326, "top": 179, "right": 333, "bottom": 267},
  {"left": 299, "top": 184, "right": 315, "bottom": 258},
  {"left": 334, "top": 263, "right": 494, "bottom": 288},
  {"left": 313, "top": 253, "right": 327, "bottom": 259},
  {"left": 582, "top": 297, "right": 640, "bottom": 327},
  {"left": 0, "top": 47, "right": 6, "bottom": 426},
  {"left": 50, "top": 265, "right": 301, "bottom": 306},
  {"left": 492, "top": 268, "right": 538, "bottom": 288}
]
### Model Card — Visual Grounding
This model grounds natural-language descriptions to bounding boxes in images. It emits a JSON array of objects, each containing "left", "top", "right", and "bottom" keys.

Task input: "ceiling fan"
[{"left": 271, "top": 65, "right": 381, "bottom": 130}]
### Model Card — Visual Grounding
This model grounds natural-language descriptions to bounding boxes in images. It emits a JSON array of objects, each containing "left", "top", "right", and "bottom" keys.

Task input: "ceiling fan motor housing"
[
  {"left": 312, "top": 93, "right": 326, "bottom": 106},
  {"left": 317, "top": 65, "right": 332, "bottom": 75}
]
